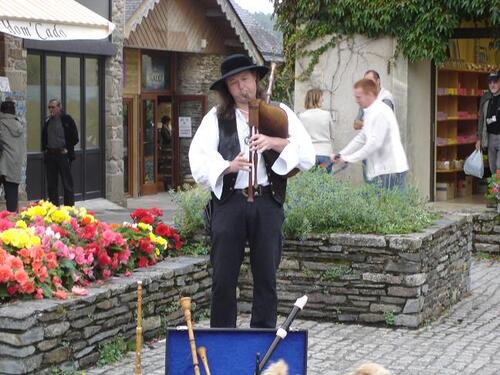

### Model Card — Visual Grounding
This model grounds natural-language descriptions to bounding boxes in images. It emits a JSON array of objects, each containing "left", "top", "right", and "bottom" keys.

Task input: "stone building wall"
[
  {"left": 238, "top": 214, "right": 472, "bottom": 328},
  {"left": 176, "top": 53, "right": 224, "bottom": 183},
  {"left": 104, "top": 0, "right": 126, "bottom": 206},
  {"left": 0, "top": 34, "right": 27, "bottom": 203},
  {"left": 0, "top": 257, "right": 211, "bottom": 374}
]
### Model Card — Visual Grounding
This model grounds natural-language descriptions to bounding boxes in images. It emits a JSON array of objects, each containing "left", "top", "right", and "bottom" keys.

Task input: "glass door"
[
  {"left": 123, "top": 98, "right": 133, "bottom": 195},
  {"left": 141, "top": 96, "right": 157, "bottom": 195}
]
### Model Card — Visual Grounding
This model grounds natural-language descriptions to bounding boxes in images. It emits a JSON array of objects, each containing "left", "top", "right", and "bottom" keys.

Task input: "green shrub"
[
  {"left": 284, "top": 168, "right": 438, "bottom": 237},
  {"left": 169, "top": 184, "right": 210, "bottom": 240},
  {"left": 170, "top": 169, "right": 438, "bottom": 239},
  {"left": 97, "top": 336, "right": 129, "bottom": 367}
]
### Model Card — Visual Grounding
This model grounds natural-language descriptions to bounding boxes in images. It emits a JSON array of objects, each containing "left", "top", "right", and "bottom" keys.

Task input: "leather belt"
[
  {"left": 237, "top": 185, "right": 272, "bottom": 197},
  {"left": 46, "top": 148, "right": 68, "bottom": 154}
]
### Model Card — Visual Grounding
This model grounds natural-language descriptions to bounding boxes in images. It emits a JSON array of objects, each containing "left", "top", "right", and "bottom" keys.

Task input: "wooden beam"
[
  {"left": 206, "top": 8, "right": 224, "bottom": 17},
  {"left": 224, "top": 38, "right": 242, "bottom": 47}
]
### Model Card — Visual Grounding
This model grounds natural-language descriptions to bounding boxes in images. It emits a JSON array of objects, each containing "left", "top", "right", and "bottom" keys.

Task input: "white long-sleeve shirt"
[
  {"left": 298, "top": 108, "right": 335, "bottom": 156},
  {"left": 340, "top": 99, "right": 408, "bottom": 180},
  {"left": 189, "top": 103, "right": 315, "bottom": 199}
]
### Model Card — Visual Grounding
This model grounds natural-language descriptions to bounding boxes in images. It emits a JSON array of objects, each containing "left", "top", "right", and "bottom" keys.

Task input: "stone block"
[
  {"left": 394, "top": 314, "right": 422, "bottom": 328},
  {"left": 83, "top": 325, "right": 102, "bottom": 339},
  {"left": 0, "top": 354, "right": 42, "bottom": 374},
  {"left": 474, "top": 243, "right": 499, "bottom": 253},
  {"left": 388, "top": 235, "right": 423, "bottom": 251},
  {"left": 329, "top": 233, "right": 386, "bottom": 247},
  {"left": 318, "top": 245, "right": 342, "bottom": 252},
  {"left": 388, "top": 286, "right": 420, "bottom": 297},
  {"left": 384, "top": 260, "right": 420, "bottom": 273},
  {"left": 369, "top": 304, "right": 402, "bottom": 313},
  {"left": 404, "top": 273, "right": 427, "bottom": 287},
  {"left": 37, "top": 338, "right": 59, "bottom": 352},
  {"left": 362, "top": 272, "right": 402, "bottom": 284},
  {"left": 359, "top": 313, "right": 385, "bottom": 323},
  {"left": 43, "top": 346, "right": 70, "bottom": 364},
  {"left": 44, "top": 322, "right": 70, "bottom": 338},
  {"left": 0, "top": 327, "right": 44, "bottom": 346},
  {"left": 0, "top": 315, "right": 36, "bottom": 331},
  {"left": 74, "top": 345, "right": 96, "bottom": 359},
  {"left": 475, "top": 234, "right": 500, "bottom": 244},
  {"left": 0, "top": 343, "right": 35, "bottom": 358},
  {"left": 78, "top": 351, "right": 100, "bottom": 368},
  {"left": 87, "top": 327, "right": 121, "bottom": 345},
  {"left": 143, "top": 316, "right": 162, "bottom": 332},
  {"left": 403, "top": 297, "right": 424, "bottom": 314}
]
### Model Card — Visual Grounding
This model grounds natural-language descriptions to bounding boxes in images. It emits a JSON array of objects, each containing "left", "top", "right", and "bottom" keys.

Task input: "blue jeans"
[
  {"left": 369, "top": 171, "right": 407, "bottom": 192},
  {"left": 316, "top": 155, "right": 333, "bottom": 173}
]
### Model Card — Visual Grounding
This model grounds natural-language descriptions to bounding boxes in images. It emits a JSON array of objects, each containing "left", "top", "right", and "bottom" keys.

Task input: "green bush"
[
  {"left": 169, "top": 184, "right": 210, "bottom": 240},
  {"left": 170, "top": 169, "right": 438, "bottom": 239},
  {"left": 283, "top": 168, "right": 438, "bottom": 237}
]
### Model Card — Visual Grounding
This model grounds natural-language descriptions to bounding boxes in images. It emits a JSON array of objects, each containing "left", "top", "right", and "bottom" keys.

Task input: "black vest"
[{"left": 217, "top": 112, "right": 287, "bottom": 205}]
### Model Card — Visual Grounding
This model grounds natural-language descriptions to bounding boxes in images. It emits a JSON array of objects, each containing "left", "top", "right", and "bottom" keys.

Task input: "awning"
[{"left": 0, "top": 0, "right": 115, "bottom": 41}]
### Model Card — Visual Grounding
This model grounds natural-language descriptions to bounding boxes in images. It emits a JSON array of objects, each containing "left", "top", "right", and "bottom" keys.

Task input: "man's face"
[
  {"left": 225, "top": 70, "right": 257, "bottom": 106},
  {"left": 489, "top": 79, "right": 500, "bottom": 95},
  {"left": 48, "top": 101, "right": 61, "bottom": 117},
  {"left": 354, "top": 87, "right": 376, "bottom": 108},
  {"left": 364, "top": 72, "right": 381, "bottom": 90}
]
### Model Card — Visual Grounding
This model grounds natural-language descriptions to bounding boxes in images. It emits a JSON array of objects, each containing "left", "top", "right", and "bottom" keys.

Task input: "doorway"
[{"left": 139, "top": 95, "right": 178, "bottom": 195}]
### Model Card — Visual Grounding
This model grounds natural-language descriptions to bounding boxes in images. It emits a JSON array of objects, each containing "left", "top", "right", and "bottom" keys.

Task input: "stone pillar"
[
  {"left": 0, "top": 34, "right": 28, "bottom": 205},
  {"left": 104, "top": 0, "right": 126, "bottom": 206}
]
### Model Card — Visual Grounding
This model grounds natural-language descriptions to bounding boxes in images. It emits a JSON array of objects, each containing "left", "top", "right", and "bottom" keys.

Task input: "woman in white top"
[{"left": 299, "top": 89, "right": 335, "bottom": 173}]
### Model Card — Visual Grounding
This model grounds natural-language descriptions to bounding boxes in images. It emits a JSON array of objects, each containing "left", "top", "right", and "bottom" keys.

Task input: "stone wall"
[
  {"left": 238, "top": 214, "right": 473, "bottom": 328},
  {"left": 0, "top": 34, "right": 27, "bottom": 204},
  {"left": 472, "top": 209, "right": 500, "bottom": 254},
  {"left": 0, "top": 257, "right": 211, "bottom": 374},
  {"left": 176, "top": 53, "right": 224, "bottom": 183},
  {"left": 104, "top": 0, "right": 126, "bottom": 206}
]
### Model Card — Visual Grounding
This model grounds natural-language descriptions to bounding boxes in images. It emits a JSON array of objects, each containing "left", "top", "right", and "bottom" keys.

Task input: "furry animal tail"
[{"left": 262, "top": 359, "right": 288, "bottom": 375}]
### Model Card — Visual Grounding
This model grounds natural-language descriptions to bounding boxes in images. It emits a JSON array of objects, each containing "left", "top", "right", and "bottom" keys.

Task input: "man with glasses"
[
  {"left": 42, "top": 99, "right": 79, "bottom": 206},
  {"left": 477, "top": 71, "right": 500, "bottom": 174}
]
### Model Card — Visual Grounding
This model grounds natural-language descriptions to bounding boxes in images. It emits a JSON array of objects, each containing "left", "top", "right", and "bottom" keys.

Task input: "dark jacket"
[
  {"left": 42, "top": 113, "right": 79, "bottom": 160},
  {"left": 477, "top": 91, "right": 493, "bottom": 149}
]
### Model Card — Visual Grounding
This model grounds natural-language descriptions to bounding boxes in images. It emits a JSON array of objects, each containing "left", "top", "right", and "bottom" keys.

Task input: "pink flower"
[
  {"left": 54, "top": 290, "right": 67, "bottom": 299},
  {"left": 124, "top": 271, "right": 132, "bottom": 277},
  {"left": 102, "top": 269, "right": 111, "bottom": 279},
  {"left": 71, "top": 286, "right": 89, "bottom": 296}
]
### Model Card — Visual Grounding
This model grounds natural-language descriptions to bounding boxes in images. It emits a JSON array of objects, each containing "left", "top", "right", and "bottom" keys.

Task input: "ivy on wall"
[{"left": 272, "top": 0, "right": 499, "bottom": 89}]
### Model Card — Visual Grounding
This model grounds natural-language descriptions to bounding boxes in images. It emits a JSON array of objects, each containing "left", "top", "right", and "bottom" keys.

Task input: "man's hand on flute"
[
  {"left": 250, "top": 134, "right": 289, "bottom": 153},
  {"left": 225, "top": 152, "right": 252, "bottom": 174}
]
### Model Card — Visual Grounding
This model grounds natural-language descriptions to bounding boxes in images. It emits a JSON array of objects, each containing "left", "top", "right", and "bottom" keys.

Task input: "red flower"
[
  {"left": 149, "top": 207, "right": 163, "bottom": 218},
  {"left": 137, "top": 256, "right": 148, "bottom": 268},
  {"left": 7, "top": 285, "right": 18, "bottom": 296},
  {"left": 155, "top": 223, "right": 172, "bottom": 237},
  {"left": 102, "top": 269, "right": 111, "bottom": 279},
  {"left": 139, "top": 239, "right": 153, "bottom": 254},
  {"left": 0, "top": 264, "right": 13, "bottom": 283},
  {"left": 141, "top": 214, "right": 154, "bottom": 225},
  {"left": 97, "top": 251, "right": 112, "bottom": 266}
]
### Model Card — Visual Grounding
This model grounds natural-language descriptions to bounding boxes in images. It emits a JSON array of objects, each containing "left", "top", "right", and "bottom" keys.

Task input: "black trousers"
[
  {"left": 45, "top": 152, "right": 75, "bottom": 206},
  {"left": 210, "top": 190, "right": 284, "bottom": 328},
  {"left": 0, "top": 177, "right": 19, "bottom": 212}
]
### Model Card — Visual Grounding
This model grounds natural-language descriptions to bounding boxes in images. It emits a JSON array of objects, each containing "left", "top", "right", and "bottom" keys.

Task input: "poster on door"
[{"left": 179, "top": 117, "right": 192, "bottom": 138}]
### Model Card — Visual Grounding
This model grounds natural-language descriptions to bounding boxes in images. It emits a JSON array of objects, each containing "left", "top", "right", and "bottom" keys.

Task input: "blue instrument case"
[{"left": 165, "top": 327, "right": 308, "bottom": 375}]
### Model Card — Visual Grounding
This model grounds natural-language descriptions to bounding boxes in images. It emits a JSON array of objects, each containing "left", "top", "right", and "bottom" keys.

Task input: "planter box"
[
  {"left": 238, "top": 214, "right": 473, "bottom": 328},
  {"left": 0, "top": 257, "right": 211, "bottom": 375}
]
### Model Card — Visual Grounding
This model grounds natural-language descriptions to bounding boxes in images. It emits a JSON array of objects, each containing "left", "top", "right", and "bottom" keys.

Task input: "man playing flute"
[{"left": 189, "top": 54, "right": 315, "bottom": 328}]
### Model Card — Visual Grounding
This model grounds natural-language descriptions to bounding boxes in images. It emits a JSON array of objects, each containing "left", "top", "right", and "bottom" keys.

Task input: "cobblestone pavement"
[{"left": 88, "top": 260, "right": 500, "bottom": 375}]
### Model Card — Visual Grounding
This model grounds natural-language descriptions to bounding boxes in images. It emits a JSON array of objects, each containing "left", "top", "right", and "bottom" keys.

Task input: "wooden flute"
[{"left": 180, "top": 297, "right": 201, "bottom": 375}]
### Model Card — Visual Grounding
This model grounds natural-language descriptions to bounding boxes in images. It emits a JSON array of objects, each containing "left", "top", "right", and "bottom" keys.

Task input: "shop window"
[
  {"left": 66, "top": 57, "right": 81, "bottom": 150},
  {"left": 46, "top": 56, "right": 61, "bottom": 103},
  {"left": 27, "top": 53, "right": 41, "bottom": 152},
  {"left": 85, "top": 58, "right": 100, "bottom": 149},
  {"left": 141, "top": 51, "right": 171, "bottom": 91}
]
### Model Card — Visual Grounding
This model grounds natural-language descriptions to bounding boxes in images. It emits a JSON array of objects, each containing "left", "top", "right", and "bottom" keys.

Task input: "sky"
[{"left": 233, "top": 0, "right": 275, "bottom": 14}]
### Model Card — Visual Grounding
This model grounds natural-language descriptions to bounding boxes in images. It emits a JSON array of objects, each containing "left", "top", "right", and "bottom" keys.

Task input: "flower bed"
[{"left": 0, "top": 202, "right": 181, "bottom": 302}]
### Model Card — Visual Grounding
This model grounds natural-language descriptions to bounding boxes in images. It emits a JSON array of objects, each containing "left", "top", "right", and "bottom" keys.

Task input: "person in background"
[
  {"left": 476, "top": 71, "right": 500, "bottom": 174},
  {"left": 0, "top": 100, "right": 25, "bottom": 212},
  {"left": 333, "top": 79, "right": 408, "bottom": 191},
  {"left": 42, "top": 99, "right": 79, "bottom": 206},
  {"left": 354, "top": 70, "right": 395, "bottom": 182},
  {"left": 299, "top": 88, "right": 335, "bottom": 173}
]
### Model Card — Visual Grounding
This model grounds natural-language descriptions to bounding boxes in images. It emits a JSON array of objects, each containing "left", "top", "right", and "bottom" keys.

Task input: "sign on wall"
[{"left": 178, "top": 117, "right": 192, "bottom": 138}]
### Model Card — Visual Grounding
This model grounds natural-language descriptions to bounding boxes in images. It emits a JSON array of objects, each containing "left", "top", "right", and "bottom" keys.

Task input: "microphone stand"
[{"left": 254, "top": 295, "right": 308, "bottom": 375}]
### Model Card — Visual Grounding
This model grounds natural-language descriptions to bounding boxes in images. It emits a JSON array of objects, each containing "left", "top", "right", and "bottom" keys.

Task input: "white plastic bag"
[{"left": 463, "top": 150, "right": 484, "bottom": 179}]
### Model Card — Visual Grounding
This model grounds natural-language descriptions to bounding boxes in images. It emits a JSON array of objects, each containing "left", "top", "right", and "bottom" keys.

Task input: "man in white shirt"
[
  {"left": 189, "top": 54, "right": 315, "bottom": 328},
  {"left": 353, "top": 70, "right": 395, "bottom": 182},
  {"left": 334, "top": 78, "right": 408, "bottom": 190}
]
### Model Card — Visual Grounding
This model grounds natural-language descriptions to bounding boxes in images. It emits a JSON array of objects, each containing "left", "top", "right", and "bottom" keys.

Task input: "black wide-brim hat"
[{"left": 210, "top": 54, "right": 269, "bottom": 91}]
